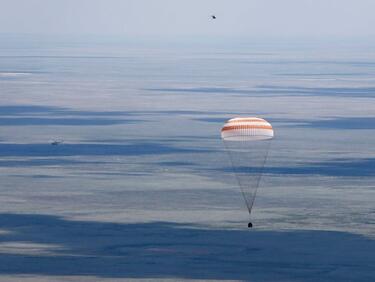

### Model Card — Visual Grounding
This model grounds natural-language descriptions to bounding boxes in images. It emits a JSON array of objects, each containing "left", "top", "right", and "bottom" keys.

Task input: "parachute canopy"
[
  {"left": 221, "top": 117, "right": 274, "bottom": 218},
  {"left": 221, "top": 117, "right": 274, "bottom": 141}
]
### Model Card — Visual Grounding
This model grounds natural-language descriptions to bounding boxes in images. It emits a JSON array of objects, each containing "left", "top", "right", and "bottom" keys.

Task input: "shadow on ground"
[
  {"left": 0, "top": 142, "right": 209, "bottom": 158},
  {"left": 214, "top": 158, "right": 375, "bottom": 177},
  {"left": 144, "top": 86, "right": 375, "bottom": 98},
  {"left": 0, "top": 213, "right": 373, "bottom": 281}
]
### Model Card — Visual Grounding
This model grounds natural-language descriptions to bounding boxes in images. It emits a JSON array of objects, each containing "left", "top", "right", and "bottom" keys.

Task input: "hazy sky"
[{"left": 1, "top": 0, "right": 375, "bottom": 39}]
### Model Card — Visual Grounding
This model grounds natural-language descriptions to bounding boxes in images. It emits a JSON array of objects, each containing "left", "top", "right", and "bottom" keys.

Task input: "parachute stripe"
[
  {"left": 226, "top": 118, "right": 268, "bottom": 123},
  {"left": 221, "top": 125, "right": 272, "bottom": 131}
]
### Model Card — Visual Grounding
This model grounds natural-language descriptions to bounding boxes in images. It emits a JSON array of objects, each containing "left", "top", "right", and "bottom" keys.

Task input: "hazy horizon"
[{"left": 1, "top": 0, "right": 375, "bottom": 39}]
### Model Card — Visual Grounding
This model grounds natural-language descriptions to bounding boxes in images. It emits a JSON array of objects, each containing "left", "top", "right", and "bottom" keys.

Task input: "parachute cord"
[
  {"left": 223, "top": 141, "right": 253, "bottom": 215},
  {"left": 248, "top": 140, "right": 272, "bottom": 212}
]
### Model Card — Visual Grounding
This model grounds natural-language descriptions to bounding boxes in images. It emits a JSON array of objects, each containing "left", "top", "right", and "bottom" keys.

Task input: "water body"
[{"left": 0, "top": 36, "right": 374, "bottom": 281}]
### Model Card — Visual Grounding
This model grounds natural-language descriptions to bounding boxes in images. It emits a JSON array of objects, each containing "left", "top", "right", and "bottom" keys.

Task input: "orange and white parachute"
[
  {"left": 221, "top": 117, "right": 274, "bottom": 223},
  {"left": 221, "top": 117, "right": 274, "bottom": 141}
]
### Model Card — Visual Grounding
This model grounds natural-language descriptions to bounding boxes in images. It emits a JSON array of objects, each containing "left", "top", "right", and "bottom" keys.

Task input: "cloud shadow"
[
  {"left": 0, "top": 213, "right": 373, "bottom": 280},
  {"left": 295, "top": 117, "right": 375, "bottom": 130},
  {"left": 0, "top": 142, "right": 210, "bottom": 158},
  {"left": 215, "top": 158, "right": 375, "bottom": 178},
  {"left": 144, "top": 86, "right": 375, "bottom": 98}
]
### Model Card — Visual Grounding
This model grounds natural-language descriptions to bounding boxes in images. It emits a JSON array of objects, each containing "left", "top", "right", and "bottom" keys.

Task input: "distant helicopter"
[
  {"left": 50, "top": 140, "right": 63, "bottom": 146},
  {"left": 211, "top": 15, "right": 216, "bottom": 19}
]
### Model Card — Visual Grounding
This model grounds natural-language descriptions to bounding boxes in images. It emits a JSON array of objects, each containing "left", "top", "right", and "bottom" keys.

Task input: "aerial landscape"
[{"left": 0, "top": 1, "right": 374, "bottom": 281}]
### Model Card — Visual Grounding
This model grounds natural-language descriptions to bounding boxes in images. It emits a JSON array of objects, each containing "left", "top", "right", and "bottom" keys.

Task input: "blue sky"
[{"left": 1, "top": 0, "right": 375, "bottom": 39}]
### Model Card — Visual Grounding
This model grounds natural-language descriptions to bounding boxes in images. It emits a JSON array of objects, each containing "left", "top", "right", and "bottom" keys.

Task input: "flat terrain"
[{"left": 0, "top": 37, "right": 374, "bottom": 281}]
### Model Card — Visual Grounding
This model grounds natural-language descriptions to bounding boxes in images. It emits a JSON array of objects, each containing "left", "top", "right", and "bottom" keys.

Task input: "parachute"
[{"left": 221, "top": 117, "right": 274, "bottom": 224}]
